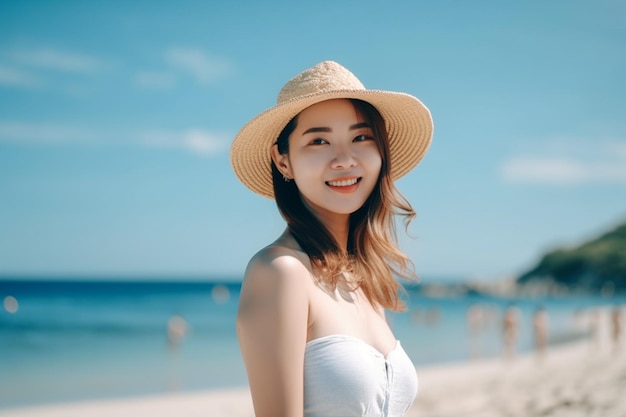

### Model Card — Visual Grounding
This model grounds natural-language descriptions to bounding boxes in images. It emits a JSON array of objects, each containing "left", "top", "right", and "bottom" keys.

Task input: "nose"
[{"left": 330, "top": 145, "right": 357, "bottom": 170}]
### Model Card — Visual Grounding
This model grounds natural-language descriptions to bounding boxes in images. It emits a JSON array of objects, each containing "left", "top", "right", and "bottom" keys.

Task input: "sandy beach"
[
  {"left": 408, "top": 338, "right": 625, "bottom": 417},
  {"left": 1, "top": 310, "right": 624, "bottom": 417}
]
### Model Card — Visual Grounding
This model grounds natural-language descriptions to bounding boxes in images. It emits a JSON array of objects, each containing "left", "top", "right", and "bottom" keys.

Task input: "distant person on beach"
[
  {"left": 467, "top": 303, "right": 488, "bottom": 358},
  {"left": 503, "top": 304, "right": 520, "bottom": 360},
  {"left": 611, "top": 306, "right": 623, "bottom": 351},
  {"left": 232, "top": 61, "right": 433, "bottom": 417},
  {"left": 533, "top": 305, "right": 549, "bottom": 360},
  {"left": 167, "top": 314, "right": 188, "bottom": 351}
]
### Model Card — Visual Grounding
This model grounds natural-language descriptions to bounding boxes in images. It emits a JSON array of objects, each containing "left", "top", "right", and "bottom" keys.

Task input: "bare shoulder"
[
  {"left": 244, "top": 243, "right": 310, "bottom": 284},
  {"left": 238, "top": 243, "right": 312, "bottom": 310}
]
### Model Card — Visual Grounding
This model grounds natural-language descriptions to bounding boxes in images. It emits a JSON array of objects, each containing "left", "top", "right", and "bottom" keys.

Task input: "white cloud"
[
  {"left": 0, "top": 121, "right": 228, "bottom": 156},
  {"left": 164, "top": 47, "right": 231, "bottom": 84},
  {"left": 8, "top": 48, "right": 112, "bottom": 74},
  {"left": 0, "top": 65, "right": 41, "bottom": 88},
  {"left": 183, "top": 129, "right": 226, "bottom": 154},
  {"left": 502, "top": 157, "right": 589, "bottom": 184},
  {"left": 0, "top": 121, "right": 99, "bottom": 143},
  {"left": 137, "top": 129, "right": 227, "bottom": 155},
  {"left": 501, "top": 139, "right": 626, "bottom": 185}
]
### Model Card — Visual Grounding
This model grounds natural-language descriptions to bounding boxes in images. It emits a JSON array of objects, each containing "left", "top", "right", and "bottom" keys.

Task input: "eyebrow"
[{"left": 302, "top": 122, "right": 371, "bottom": 135}]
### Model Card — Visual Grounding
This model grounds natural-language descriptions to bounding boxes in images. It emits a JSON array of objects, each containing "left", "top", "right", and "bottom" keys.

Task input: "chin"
[{"left": 333, "top": 202, "right": 369, "bottom": 215}]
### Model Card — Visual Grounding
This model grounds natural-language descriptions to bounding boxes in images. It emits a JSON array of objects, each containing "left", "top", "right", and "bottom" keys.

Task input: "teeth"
[{"left": 327, "top": 178, "right": 358, "bottom": 187}]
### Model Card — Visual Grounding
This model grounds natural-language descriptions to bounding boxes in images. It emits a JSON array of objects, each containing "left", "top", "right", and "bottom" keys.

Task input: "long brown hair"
[{"left": 271, "top": 99, "right": 416, "bottom": 311}]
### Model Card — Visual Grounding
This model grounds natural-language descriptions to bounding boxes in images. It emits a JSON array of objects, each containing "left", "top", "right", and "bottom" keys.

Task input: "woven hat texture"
[{"left": 230, "top": 61, "right": 433, "bottom": 199}]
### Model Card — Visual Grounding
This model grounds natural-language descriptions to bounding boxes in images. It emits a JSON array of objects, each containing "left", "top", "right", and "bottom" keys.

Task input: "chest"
[{"left": 307, "top": 281, "right": 396, "bottom": 353}]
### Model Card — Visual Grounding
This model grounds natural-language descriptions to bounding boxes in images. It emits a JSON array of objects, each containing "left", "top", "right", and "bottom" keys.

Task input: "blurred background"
[{"left": 1, "top": 0, "right": 625, "bottom": 410}]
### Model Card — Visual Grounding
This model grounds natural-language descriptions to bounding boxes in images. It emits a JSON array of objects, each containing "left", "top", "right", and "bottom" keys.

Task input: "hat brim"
[{"left": 230, "top": 89, "right": 433, "bottom": 199}]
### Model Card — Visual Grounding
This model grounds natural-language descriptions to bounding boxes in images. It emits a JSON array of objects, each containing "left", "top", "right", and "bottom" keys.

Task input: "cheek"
[
  {"left": 360, "top": 148, "right": 383, "bottom": 175},
  {"left": 373, "top": 154, "right": 383, "bottom": 174},
  {"left": 290, "top": 152, "right": 325, "bottom": 178}
]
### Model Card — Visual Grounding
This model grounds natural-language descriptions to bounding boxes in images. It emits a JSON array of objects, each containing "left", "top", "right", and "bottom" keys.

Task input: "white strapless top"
[{"left": 304, "top": 335, "right": 418, "bottom": 417}]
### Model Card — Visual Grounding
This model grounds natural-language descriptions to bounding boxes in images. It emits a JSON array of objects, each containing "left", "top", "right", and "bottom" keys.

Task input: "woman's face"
[{"left": 275, "top": 99, "right": 382, "bottom": 221}]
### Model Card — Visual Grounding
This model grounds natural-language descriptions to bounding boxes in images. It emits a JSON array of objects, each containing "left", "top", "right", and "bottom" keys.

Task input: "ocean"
[{"left": 0, "top": 278, "right": 621, "bottom": 409}]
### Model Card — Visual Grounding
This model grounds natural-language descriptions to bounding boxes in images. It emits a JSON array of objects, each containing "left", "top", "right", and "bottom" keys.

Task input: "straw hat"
[{"left": 230, "top": 60, "right": 433, "bottom": 199}]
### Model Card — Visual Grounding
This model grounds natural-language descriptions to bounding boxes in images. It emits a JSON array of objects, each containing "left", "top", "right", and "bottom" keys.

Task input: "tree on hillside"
[{"left": 518, "top": 222, "right": 626, "bottom": 293}]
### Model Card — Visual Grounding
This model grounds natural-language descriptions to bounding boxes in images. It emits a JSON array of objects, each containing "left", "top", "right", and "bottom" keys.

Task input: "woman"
[{"left": 231, "top": 61, "right": 433, "bottom": 417}]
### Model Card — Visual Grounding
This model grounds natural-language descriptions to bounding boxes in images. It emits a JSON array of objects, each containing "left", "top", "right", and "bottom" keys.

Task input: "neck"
[
  {"left": 316, "top": 212, "right": 350, "bottom": 252},
  {"left": 299, "top": 197, "right": 351, "bottom": 252}
]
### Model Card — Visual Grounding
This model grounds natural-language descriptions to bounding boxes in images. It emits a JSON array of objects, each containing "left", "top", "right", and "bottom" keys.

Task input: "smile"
[{"left": 326, "top": 177, "right": 361, "bottom": 187}]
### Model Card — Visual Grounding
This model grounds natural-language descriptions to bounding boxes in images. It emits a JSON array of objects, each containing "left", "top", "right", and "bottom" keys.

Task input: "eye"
[
  {"left": 353, "top": 134, "right": 374, "bottom": 142},
  {"left": 310, "top": 138, "right": 328, "bottom": 145}
]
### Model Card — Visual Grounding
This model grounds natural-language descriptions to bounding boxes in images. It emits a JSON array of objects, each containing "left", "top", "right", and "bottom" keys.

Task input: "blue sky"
[{"left": 1, "top": 0, "right": 625, "bottom": 282}]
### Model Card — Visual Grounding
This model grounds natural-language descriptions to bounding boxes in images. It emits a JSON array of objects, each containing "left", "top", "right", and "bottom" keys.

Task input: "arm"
[{"left": 237, "top": 249, "right": 310, "bottom": 417}]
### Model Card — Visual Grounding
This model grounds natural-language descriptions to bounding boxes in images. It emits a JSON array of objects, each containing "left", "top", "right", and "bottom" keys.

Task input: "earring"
[{"left": 282, "top": 174, "right": 291, "bottom": 182}]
